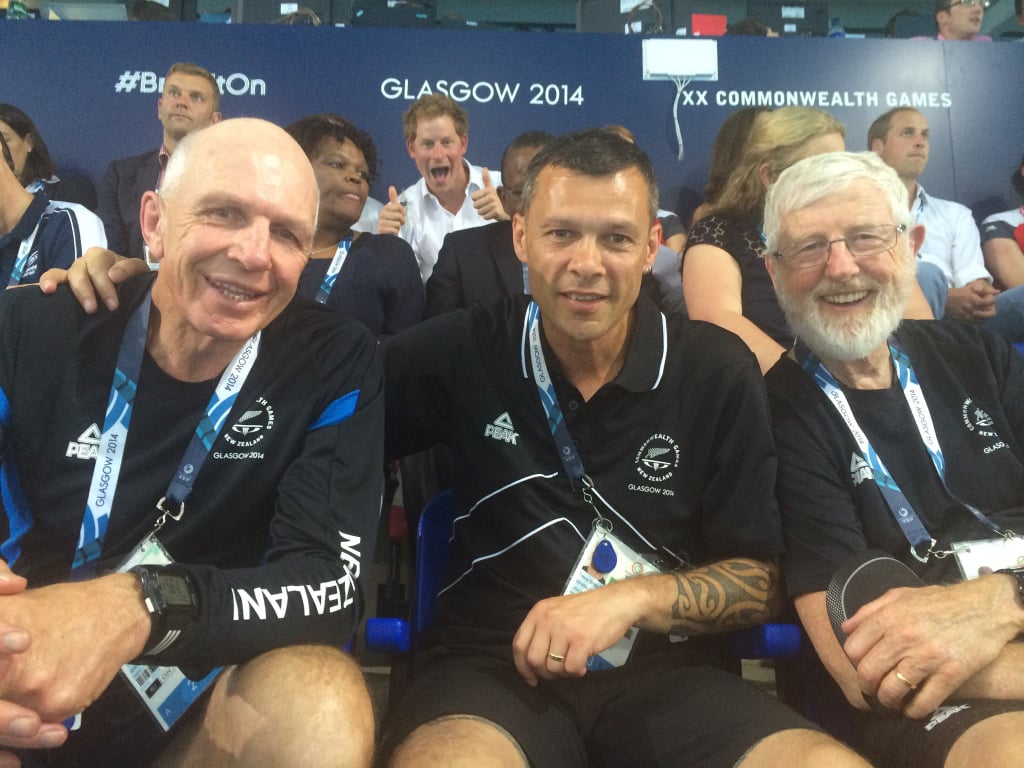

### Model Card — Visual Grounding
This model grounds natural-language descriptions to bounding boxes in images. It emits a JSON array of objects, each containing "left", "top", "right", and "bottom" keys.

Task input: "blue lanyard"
[
  {"left": 521, "top": 263, "right": 531, "bottom": 295},
  {"left": 525, "top": 302, "right": 586, "bottom": 488},
  {"left": 72, "top": 289, "right": 261, "bottom": 573},
  {"left": 314, "top": 238, "right": 352, "bottom": 304},
  {"left": 800, "top": 342, "right": 1005, "bottom": 561},
  {"left": 523, "top": 301, "right": 611, "bottom": 530}
]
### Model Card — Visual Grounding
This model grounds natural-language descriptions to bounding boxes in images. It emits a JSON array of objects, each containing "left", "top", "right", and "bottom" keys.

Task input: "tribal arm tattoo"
[{"left": 654, "top": 558, "right": 781, "bottom": 636}]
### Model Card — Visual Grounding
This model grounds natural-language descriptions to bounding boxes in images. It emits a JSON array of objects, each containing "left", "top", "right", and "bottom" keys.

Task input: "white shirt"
[
  {"left": 911, "top": 185, "right": 990, "bottom": 288},
  {"left": 398, "top": 161, "right": 500, "bottom": 283},
  {"left": 352, "top": 196, "right": 383, "bottom": 235}
]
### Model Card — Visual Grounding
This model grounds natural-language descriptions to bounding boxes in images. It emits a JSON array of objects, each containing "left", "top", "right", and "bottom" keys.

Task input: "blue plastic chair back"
[{"left": 414, "top": 488, "right": 455, "bottom": 636}]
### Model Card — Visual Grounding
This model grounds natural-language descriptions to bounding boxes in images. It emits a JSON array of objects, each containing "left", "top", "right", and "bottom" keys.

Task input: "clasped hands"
[
  {"left": 840, "top": 575, "right": 1021, "bottom": 718},
  {"left": 0, "top": 562, "right": 150, "bottom": 759}
]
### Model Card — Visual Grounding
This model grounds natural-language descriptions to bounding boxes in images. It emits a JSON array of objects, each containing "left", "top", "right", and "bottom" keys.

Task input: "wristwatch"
[
  {"left": 996, "top": 566, "right": 1024, "bottom": 607},
  {"left": 132, "top": 565, "right": 200, "bottom": 658}
]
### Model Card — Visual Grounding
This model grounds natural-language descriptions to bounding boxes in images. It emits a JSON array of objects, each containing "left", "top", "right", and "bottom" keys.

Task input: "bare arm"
[
  {"left": 664, "top": 232, "right": 687, "bottom": 254},
  {"left": 902, "top": 279, "right": 935, "bottom": 320},
  {"left": 512, "top": 557, "right": 779, "bottom": 686},
  {"left": 682, "top": 244, "right": 784, "bottom": 375},
  {"left": 983, "top": 237, "right": 1024, "bottom": 290}
]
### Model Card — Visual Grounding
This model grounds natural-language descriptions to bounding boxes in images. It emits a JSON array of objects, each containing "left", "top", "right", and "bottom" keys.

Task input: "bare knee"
[
  {"left": 389, "top": 715, "right": 528, "bottom": 768},
  {"left": 179, "top": 644, "right": 374, "bottom": 768},
  {"left": 738, "top": 728, "right": 870, "bottom": 768},
  {"left": 945, "top": 712, "right": 1024, "bottom": 768}
]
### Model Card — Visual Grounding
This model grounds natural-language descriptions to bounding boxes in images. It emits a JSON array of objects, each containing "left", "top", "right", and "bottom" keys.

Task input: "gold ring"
[
  {"left": 894, "top": 670, "right": 918, "bottom": 691},
  {"left": 547, "top": 652, "right": 566, "bottom": 663}
]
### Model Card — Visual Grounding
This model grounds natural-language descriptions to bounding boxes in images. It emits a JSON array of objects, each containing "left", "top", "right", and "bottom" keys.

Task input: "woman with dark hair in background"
[
  {"left": 0, "top": 103, "right": 97, "bottom": 209},
  {"left": 286, "top": 113, "right": 423, "bottom": 336},
  {"left": 683, "top": 107, "right": 932, "bottom": 374},
  {"left": 683, "top": 107, "right": 847, "bottom": 372},
  {"left": 690, "top": 107, "right": 767, "bottom": 227}
]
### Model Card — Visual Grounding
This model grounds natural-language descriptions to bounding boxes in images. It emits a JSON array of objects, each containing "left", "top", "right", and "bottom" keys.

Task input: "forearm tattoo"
[{"left": 667, "top": 559, "right": 779, "bottom": 635}]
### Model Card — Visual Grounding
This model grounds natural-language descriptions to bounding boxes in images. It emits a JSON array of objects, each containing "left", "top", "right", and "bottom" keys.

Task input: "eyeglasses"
[
  {"left": 775, "top": 224, "right": 907, "bottom": 270},
  {"left": 940, "top": 0, "right": 990, "bottom": 9}
]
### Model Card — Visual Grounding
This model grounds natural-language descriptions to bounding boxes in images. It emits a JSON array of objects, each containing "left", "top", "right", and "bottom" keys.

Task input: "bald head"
[
  {"left": 161, "top": 118, "right": 317, "bottom": 220},
  {"left": 143, "top": 118, "right": 320, "bottom": 354}
]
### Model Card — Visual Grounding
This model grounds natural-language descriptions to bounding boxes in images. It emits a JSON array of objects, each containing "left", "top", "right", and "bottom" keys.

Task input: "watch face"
[{"left": 159, "top": 576, "right": 193, "bottom": 605}]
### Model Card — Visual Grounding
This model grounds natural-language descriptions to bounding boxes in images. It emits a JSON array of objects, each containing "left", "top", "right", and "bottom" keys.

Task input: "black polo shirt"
[{"left": 383, "top": 294, "right": 783, "bottom": 648}]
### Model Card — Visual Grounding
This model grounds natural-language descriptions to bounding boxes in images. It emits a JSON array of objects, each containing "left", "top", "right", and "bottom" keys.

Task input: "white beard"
[{"left": 776, "top": 265, "right": 912, "bottom": 362}]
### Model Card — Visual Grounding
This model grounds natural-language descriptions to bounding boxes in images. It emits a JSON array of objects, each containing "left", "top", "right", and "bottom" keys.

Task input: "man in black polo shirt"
[
  {"left": 379, "top": 130, "right": 867, "bottom": 767},
  {"left": 763, "top": 150, "right": 1024, "bottom": 766}
]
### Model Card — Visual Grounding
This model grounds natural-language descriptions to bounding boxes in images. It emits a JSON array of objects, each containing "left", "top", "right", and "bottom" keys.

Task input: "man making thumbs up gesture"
[{"left": 378, "top": 94, "right": 503, "bottom": 283}]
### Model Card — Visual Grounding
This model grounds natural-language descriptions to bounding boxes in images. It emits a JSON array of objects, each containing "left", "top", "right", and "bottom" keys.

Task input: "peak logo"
[
  {"left": 66, "top": 423, "right": 101, "bottom": 460},
  {"left": 850, "top": 454, "right": 873, "bottom": 487},
  {"left": 484, "top": 412, "right": 518, "bottom": 445}
]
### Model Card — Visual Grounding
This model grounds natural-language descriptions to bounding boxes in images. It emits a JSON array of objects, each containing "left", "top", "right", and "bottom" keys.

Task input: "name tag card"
[
  {"left": 952, "top": 537, "right": 1024, "bottom": 580},
  {"left": 563, "top": 527, "right": 661, "bottom": 671}
]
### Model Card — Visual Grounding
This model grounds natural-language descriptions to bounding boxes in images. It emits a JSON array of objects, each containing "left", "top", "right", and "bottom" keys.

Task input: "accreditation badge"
[
  {"left": 951, "top": 536, "right": 1024, "bottom": 580},
  {"left": 116, "top": 533, "right": 220, "bottom": 732},
  {"left": 562, "top": 525, "right": 661, "bottom": 671}
]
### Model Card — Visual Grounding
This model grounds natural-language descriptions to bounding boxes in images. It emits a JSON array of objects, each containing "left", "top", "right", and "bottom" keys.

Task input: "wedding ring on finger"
[
  {"left": 894, "top": 670, "right": 918, "bottom": 691},
  {"left": 547, "top": 652, "right": 566, "bottom": 663}
]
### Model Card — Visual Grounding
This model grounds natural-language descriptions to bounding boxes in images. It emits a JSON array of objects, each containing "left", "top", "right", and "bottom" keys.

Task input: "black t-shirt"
[{"left": 768, "top": 321, "right": 1024, "bottom": 594}]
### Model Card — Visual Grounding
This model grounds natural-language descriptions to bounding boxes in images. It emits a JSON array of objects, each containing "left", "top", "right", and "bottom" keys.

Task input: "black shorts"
[
  {"left": 379, "top": 645, "right": 818, "bottom": 768},
  {"left": 857, "top": 699, "right": 1024, "bottom": 768}
]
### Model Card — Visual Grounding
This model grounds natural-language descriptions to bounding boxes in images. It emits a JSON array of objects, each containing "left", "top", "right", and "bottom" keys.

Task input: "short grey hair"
[{"left": 763, "top": 151, "right": 912, "bottom": 257}]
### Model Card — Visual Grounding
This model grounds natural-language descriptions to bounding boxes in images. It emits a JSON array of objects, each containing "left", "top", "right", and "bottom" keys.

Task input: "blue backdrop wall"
[{"left": 1, "top": 22, "right": 1022, "bottom": 220}]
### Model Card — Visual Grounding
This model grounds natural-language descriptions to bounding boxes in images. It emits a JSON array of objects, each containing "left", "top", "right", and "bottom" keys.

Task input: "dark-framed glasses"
[{"left": 775, "top": 224, "right": 907, "bottom": 271}]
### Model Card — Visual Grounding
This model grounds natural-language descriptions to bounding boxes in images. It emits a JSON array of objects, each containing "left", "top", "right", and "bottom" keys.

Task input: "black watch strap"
[
  {"left": 132, "top": 565, "right": 200, "bottom": 658},
  {"left": 996, "top": 567, "right": 1024, "bottom": 607}
]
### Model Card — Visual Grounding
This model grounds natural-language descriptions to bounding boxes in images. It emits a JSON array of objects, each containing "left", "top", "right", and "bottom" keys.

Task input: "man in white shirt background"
[
  {"left": 377, "top": 93, "right": 505, "bottom": 283},
  {"left": 869, "top": 106, "right": 1024, "bottom": 341}
]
